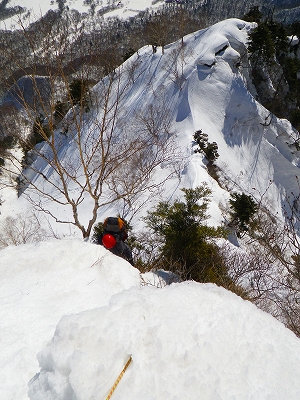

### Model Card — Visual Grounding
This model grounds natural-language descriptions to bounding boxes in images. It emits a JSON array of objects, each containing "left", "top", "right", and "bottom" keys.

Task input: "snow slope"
[
  {"left": 2, "top": 17, "right": 300, "bottom": 400},
  {"left": 15, "top": 18, "right": 300, "bottom": 237},
  {"left": 0, "top": 238, "right": 140, "bottom": 400},
  {"left": 1, "top": 238, "right": 300, "bottom": 399}
]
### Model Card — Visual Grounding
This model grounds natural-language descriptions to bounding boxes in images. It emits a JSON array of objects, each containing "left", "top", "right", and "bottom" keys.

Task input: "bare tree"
[
  {"left": 163, "top": 44, "right": 189, "bottom": 90},
  {"left": 0, "top": 211, "right": 56, "bottom": 249},
  {"left": 221, "top": 186, "right": 300, "bottom": 337},
  {"left": 145, "top": 13, "right": 171, "bottom": 54},
  {"left": 0, "top": 14, "right": 181, "bottom": 239}
]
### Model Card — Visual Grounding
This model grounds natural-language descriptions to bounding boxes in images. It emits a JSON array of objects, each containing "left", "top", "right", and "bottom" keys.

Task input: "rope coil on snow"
[{"left": 105, "top": 355, "right": 132, "bottom": 400}]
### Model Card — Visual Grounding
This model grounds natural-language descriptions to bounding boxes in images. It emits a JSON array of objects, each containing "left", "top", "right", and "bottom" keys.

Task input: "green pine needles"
[
  {"left": 145, "top": 185, "right": 233, "bottom": 286},
  {"left": 229, "top": 192, "right": 258, "bottom": 233},
  {"left": 193, "top": 130, "right": 219, "bottom": 163}
]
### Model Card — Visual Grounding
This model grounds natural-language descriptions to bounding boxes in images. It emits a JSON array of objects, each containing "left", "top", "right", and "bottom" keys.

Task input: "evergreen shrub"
[
  {"left": 144, "top": 185, "right": 237, "bottom": 288},
  {"left": 229, "top": 192, "right": 258, "bottom": 233}
]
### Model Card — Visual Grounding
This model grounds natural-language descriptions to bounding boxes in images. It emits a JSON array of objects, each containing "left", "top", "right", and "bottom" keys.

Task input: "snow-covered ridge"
[
  {"left": 0, "top": 238, "right": 140, "bottom": 400},
  {"left": 1, "top": 237, "right": 300, "bottom": 399},
  {"left": 195, "top": 19, "right": 254, "bottom": 67},
  {"left": 2, "top": 17, "right": 300, "bottom": 399},
  {"left": 17, "top": 18, "right": 300, "bottom": 236},
  {"left": 28, "top": 279, "right": 300, "bottom": 399}
]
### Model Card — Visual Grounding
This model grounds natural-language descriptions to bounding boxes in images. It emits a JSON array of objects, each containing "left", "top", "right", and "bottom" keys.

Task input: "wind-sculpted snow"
[
  {"left": 28, "top": 281, "right": 300, "bottom": 399},
  {"left": 16, "top": 18, "right": 300, "bottom": 235},
  {"left": 192, "top": 19, "right": 252, "bottom": 68},
  {"left": 2, "top": 16, "right": 300, "bottom": 400}
]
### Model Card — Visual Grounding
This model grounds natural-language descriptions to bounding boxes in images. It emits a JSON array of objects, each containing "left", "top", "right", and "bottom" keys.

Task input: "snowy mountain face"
[
  {"left": 12, "top": 17, "right": 299, "bottom": 238},
  {"left": 0, "top": 0, "right": 165, "bottom": 28},
  {"left": 1, "top": 0, "right": 300, "bottom": 30},
  {"left": 1, "top": 15, "right": 300, "bottom": 400}
]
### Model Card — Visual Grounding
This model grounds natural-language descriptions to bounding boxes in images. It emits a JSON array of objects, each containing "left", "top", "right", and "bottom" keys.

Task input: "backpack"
[{"left": 103, "top": 217, "right": 128, "bottom": 241}]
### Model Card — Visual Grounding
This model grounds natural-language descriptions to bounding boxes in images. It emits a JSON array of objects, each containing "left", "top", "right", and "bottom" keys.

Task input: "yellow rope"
[{"left": 105, "top": 356, "right": 132, "bottom": 400}]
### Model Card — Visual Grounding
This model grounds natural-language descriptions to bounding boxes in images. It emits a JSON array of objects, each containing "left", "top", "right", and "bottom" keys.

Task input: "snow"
[
  {"left": 1, "top": 238, "right": 300, "bottom": 399},
  {"left": 9, "top": 17, "right": 298, "bottom": 236},
  {"left": 0, "top": 0, "right": 165, "bottom": 29},
  {"left": 1, "top": 16, "right": 300, "bottom": 400},
  {"left": 0, "top": 238, "right": 140, "bottom": 400},
  {"left": 3, "top": 0, "right": 163, "bottom": 16}
]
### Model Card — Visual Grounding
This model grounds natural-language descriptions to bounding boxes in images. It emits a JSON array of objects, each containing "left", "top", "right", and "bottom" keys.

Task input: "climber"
[{"left": 96, "top": 217, "right": 134, "bottom": 266}]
